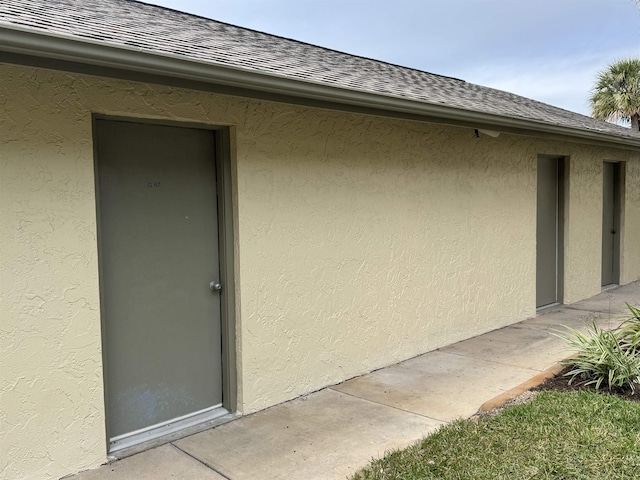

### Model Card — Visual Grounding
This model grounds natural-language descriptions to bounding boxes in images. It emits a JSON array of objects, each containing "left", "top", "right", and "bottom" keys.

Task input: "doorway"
[
  {"left": 536, "top": 156, "right": 564, "bottom": 309},
  {"left": 95, "top": 119, "right": 232, "bottom": 452},
  {"left": 601, "top": 161, "right": 622, "bottom": 287}
]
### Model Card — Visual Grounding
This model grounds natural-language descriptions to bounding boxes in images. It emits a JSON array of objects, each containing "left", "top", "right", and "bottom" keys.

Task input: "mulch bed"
[{"left": 533, "top": 365, "right": 640, "bottom": 403}]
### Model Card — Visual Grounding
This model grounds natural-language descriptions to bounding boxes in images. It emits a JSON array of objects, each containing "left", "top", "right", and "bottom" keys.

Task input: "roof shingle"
[{"left": 1, "top": 0, "right": 639, "bottom": 142}]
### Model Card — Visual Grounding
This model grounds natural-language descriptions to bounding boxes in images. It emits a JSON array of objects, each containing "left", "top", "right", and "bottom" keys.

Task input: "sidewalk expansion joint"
[
  {"left": 431, "top": 350, "right": 544, "bottom": 373},
  {"left": 563, "top": 306, "right": 618, "bottom": 316},
  {"left": 170, "top": 443, "right": 233, "bottom": 480},
  {"left": 328, "top": 387, "right": 447, "bottom": 423}
]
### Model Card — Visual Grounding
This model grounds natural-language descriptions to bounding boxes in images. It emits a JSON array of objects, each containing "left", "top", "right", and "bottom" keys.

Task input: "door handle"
[
  {"left": 209, "top": 282, "right": 222, "bottom": 292},
  {"left": 611, "top": 230, "right": 616, "bottom": 234}
]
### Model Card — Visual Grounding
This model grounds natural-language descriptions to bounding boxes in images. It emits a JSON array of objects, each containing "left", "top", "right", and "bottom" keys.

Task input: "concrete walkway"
[{"left": 71, "top": 282, "right": 640, "bottom": 480}]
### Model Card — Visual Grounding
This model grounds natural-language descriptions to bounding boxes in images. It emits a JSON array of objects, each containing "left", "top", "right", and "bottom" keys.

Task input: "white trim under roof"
[{"left": 1, "top": 23, "right": 639, "bottom": 150}]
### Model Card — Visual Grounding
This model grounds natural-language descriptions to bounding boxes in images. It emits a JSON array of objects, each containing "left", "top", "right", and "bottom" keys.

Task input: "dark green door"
[
  {"left": 96, "top": 120, "right": 223, "bottom": 450},
  {"left": 536, "top": 157, "right": 561, "bottom": 308},
  {"left": 601, "top": 162, "right": 621, "bottom": 286}
]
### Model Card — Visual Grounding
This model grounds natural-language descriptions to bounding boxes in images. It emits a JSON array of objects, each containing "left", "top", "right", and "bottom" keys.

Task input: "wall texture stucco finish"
[
  {"left": 563, "top": 153, "right": 608, "bottom": 303},
  {"left": 235, "top": 111, "right": 538, "bottom": 411},
  {"left": 1, "top": 63, "right": 639, "bottom": 480},
  {"left": 621, "top": 159, "right": 640, "bottom": 285}
]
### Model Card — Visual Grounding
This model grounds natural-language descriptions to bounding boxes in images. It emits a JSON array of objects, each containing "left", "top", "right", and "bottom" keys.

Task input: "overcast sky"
[{"left": 145, "top": 0, "right": 639, "bottom": 117}]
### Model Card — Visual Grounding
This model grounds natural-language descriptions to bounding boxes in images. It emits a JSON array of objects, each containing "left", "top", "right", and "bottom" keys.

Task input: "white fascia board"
[{"left": 2, "top": 24, "right": 639, "bottom": 150}]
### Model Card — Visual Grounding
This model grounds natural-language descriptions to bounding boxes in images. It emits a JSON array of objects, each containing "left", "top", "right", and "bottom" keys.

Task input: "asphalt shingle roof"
[{"left": 1, "top": 0, "right": 639, "bottom": 142}]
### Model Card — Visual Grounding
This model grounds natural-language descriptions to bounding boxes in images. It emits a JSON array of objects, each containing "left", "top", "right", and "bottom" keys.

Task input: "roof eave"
[{"left": 2, "top": 24, "right": 639, "bottom": 150}]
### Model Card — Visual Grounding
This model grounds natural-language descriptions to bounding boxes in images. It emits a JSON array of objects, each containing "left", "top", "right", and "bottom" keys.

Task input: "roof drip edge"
[{"left": 1, "top": 24, "right": 639, "bottom": 150}]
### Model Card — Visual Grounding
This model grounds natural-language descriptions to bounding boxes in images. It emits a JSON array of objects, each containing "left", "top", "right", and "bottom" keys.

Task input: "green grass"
[{"left": 350, "top": 391, "right": 640, "bottom": 480}]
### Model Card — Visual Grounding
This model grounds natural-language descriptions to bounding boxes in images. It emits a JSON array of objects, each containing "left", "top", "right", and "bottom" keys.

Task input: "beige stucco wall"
[
  {"left": 621, "top": 159, "right": 640, "bottom": 284},
  {"left": 1, "top": 62, "right": 638, "bottom": 480}
]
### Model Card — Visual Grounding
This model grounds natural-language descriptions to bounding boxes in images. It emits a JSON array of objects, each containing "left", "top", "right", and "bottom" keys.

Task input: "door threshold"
[
  {"left": 536, "top": 302, "right": 562, "bottom": 314},
  {"left": 601, "top": 283, "right": 619, "bottom": 292},
  {"left": 109, "top": 405, "right": 231, "bottom": 456}
]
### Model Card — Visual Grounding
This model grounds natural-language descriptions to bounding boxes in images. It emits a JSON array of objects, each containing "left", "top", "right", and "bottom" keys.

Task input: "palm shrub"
[
  {"left": 557, "top": 303, "right": 640, "bottom": 393},
  {"left": 618, "top": 303, "right": 640, "bottom": 351},
  {"left": 590, "top": 58, "right": 640, "bottom": 131}
]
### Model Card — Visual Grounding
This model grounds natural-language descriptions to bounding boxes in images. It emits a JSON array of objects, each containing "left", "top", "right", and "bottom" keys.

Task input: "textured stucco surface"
[
  {"left": 563, "top": 153, "right": 608, "bottom": 303},
  {"left": 621, "top": 159, "right": 640, "bottom": 284},
  {"left": 1, "top": 62, "right": 639, "bottom": 480}
]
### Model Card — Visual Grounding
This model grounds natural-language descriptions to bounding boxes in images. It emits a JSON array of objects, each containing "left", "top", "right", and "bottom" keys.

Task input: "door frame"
[
  {"left": 92, "top": 114, "right": 237, "bottom": 454},
  {"left": 601, "top": 160, "right": 624, "bottom": 287},
  {"left": 536, "top": 155, "right": 566, "bottom": 310}
]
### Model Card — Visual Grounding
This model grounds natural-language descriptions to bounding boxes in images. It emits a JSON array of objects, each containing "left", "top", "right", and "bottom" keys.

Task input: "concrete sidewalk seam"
[
  {"left": 563, "top": 305, "right": 620, "bottom": 317},
  {"left": 328, "top": 387, "right": 447, "bottom": 423},
  {"left": 430, "top": 349, "right": 546, "bottom": 373},
  {"left": 170, "top": 443, "right": 233, "bottom": 480}
]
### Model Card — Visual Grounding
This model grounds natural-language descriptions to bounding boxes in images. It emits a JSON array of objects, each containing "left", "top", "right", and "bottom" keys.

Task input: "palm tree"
[{"left": 590, "top": 58, "right": 640, "bottom": 131}]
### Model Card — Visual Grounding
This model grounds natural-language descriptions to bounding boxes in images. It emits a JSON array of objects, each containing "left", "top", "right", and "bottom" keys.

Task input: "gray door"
[
  {"left": 536, "top": 157, "right": 561, "bottom": 308},
  {"left": 96, "top": 120, "right": 223, "bottom": 448},
  {"left": 601, "top": 162, "right": 620, "bottom": 286}
]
